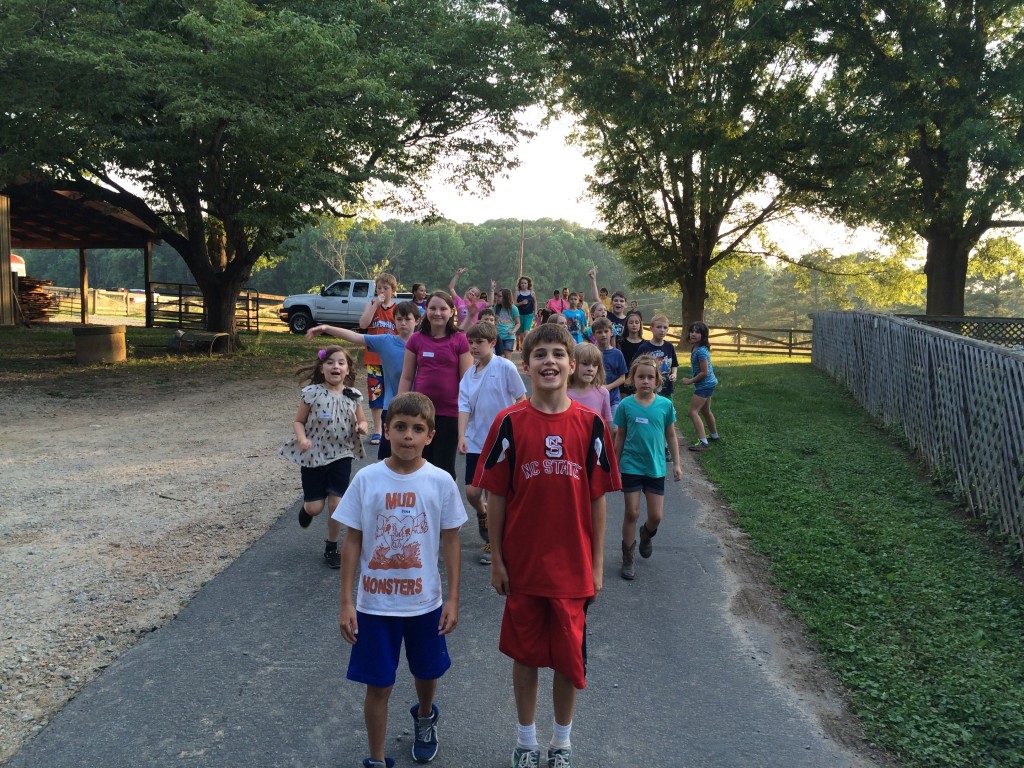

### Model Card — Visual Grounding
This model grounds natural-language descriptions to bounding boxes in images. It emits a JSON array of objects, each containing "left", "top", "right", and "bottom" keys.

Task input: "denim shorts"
[{"left": 694, "top": 385, "right": 716, "bottom": 400}]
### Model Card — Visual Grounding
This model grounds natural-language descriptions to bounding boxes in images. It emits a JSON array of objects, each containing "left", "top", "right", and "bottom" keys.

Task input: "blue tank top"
[{"left": 517, "top": 291, "right": 536, "bottom": 315}]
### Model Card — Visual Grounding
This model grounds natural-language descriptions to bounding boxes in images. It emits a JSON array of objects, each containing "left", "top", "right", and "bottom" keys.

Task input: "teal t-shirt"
[{"left": 613, "top": 394, "right": 677, "bottom": 478}]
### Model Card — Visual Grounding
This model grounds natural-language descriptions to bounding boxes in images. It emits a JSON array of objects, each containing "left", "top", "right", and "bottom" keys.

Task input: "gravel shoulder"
[{"left": 0, "top": 366, "right": 299, "bottom": 764}]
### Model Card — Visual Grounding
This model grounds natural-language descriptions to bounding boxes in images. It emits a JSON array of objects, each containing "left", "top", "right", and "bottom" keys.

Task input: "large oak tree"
[
  {"left": 0, "top": 0, "right": 545, "bottom": 337},
  {"left": 791, "top": 0, "right": 1024, "bottom": 315}
]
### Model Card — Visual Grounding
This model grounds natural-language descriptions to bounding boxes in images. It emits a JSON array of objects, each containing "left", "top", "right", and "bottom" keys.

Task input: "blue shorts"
[
  {"left": 620, "top": 473, "right": 666, "bottom": 495},
  {"left": 519, "top": 314, "right": 534, "bottom": 332},
  {"left": 346, "top": 606, "right": 451, "bottom": 688},
  {"left": 496, "top": 336, "right": 515, "bottom": 355},
  {"left": 464, "top": 452, "right": 481, "bottom": 486},
  {"left": 300, "top": 457, "right": 352, "bottom": 501},
  {"left": 694, "top": 385, "right": 716, "bottom": 399}
]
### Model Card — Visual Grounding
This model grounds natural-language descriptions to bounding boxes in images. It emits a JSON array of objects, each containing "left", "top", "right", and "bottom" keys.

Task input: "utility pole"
[{"left": 518, "top": 219, "right": 525, "bottom": 280}]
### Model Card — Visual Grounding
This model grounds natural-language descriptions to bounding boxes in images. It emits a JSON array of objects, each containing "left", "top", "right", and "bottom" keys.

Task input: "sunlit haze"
[{"left": 421, "top": 112, "right": 887, "bottom": 257}]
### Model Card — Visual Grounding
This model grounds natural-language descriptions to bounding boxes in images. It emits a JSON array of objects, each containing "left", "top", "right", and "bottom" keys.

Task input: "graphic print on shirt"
[
  {"left": 482, "top": 405, "right": 615, "bottom": 489},
  {"left": 545, "top": 435, "right": 563, "bottom": 458},
  {"left": 369, "top": 491, "right": 427, "bottom": 570}
]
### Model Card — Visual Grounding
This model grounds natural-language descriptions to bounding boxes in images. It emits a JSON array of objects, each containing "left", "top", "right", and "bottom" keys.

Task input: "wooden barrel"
[{"left": 72, "top": 325, "right": 127, "bottom": 364}]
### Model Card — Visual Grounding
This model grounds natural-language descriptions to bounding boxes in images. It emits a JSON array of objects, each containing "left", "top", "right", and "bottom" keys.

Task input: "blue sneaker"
[
  {"left": 410, "top": 703, "right": 439, "bottom": 763},
  {"left": 548, "top": 746, "right": 573, "bottom": 768},
  {"left": 513, "top": 745, "right": 541, "bottom": 768},
  {"left": 362, "top": 759, "right": 395, "bottom": 768}
]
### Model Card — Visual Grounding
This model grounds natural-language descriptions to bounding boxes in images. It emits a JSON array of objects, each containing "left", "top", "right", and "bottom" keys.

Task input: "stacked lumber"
[{"left": 17, "top": 277, "right": 59, "bottom": 322}]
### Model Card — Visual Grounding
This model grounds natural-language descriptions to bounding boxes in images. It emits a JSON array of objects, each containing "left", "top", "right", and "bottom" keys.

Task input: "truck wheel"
[{"left": 289, "top": 310, "right": 313, "bottom": 334}]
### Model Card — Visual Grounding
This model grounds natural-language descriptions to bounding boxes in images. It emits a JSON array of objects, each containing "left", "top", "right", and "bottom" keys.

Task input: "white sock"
[
  {"left": 710, "top": 432, "right": 719, "bottom": 439},
  {"left": 517, "top": 722, "right": 538, "bottom": 748},
  {"left": 551, "top": 719, "right": 572, "bottom": 749},
  {"left": 700, "top": 437, "right": 709, "bottom": 444}
]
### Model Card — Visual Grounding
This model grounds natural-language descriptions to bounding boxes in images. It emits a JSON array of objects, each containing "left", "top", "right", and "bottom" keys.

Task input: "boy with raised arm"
[
  {"left": 588, "top": 267, "right": 628, "bottom": 339},
  {"left": 475, "top": 324, "right": 621, "bottom": 768}
]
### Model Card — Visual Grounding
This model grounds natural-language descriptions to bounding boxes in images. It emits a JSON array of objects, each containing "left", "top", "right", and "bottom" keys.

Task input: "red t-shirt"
[{"left": 474, "top": 399, "right": 621, "bottom": 597}]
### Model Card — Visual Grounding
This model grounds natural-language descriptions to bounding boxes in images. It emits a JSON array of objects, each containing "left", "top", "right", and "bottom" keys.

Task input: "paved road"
[{"left": 7, "top": 449, "right": 874, "bottom": 768}]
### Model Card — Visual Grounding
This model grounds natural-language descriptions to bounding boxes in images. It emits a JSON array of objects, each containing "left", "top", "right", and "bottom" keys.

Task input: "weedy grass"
[
  {"left": 0, "top": 324, "right": 314, "bottom": 384},
  {"left": 686, "top": 353, "right": 1024, "bottom": 768}
]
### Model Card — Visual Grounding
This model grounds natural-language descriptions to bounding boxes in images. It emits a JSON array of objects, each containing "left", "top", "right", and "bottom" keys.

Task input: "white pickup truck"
[{"left": 279, "top": 279, "right": 413, "bottom": 333}]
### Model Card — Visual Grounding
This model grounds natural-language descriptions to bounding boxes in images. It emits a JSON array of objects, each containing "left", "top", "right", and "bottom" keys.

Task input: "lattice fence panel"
[
  {"left": 898, "top": 315, "right": 1024, "bottom": 348},
  {"left": 811, "top": 312, "right": 1024, "bottom": 556}
]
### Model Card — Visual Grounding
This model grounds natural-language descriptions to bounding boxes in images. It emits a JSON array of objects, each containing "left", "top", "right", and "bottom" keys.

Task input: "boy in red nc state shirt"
[{"left": 474, "top": 323, "right": 621, "bottom": 768}]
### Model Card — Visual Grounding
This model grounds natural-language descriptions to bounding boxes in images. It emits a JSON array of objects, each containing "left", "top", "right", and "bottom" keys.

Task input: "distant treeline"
[{"left": 18, "top": 217, "right": 1020, "bottom": 328}]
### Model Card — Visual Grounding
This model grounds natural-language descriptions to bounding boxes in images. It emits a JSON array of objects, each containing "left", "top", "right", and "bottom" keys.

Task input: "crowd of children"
[{"left": 280, "top": 268, "right": 720, "bottom": 768}]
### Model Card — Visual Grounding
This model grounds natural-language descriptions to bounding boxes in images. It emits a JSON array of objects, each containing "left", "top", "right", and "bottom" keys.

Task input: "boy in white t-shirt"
[
  {"left": 457, "top": 321, "right": 527, "bottom": 565},
  {"left": 334, "top": 393, "right": 467, "bottom": 768}
]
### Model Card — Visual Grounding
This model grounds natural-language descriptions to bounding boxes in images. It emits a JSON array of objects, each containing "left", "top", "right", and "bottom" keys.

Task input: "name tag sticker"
[
  {"left": 422, "top": 351, "right": 435, "bottom": 358},
  {"left": 635, "top": 417, "right": 649, "bottom": 424},
  {"left": 319, "top": 411, "right": 332, "bottom": 419}
]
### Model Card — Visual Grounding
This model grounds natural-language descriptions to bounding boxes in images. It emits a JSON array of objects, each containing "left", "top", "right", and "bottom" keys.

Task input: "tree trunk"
[
  {"left": 195, "top": 272, "right": 246, "bottom": 344},
  {"left": 924, "top": 233, "right": 973, "bottom": 316},
  {"left": 679, "top": 268, "right": 708, "bottom": 331}
]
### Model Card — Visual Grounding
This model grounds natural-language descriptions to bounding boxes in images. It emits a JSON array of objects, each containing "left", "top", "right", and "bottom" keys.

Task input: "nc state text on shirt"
[{"left": 520, "top": 459, "right": 583, "bottom": 480}]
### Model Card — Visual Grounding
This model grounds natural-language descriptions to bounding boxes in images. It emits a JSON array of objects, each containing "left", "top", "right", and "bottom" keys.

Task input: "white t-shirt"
[
  {"left": 457, "top": 355, "right": 527, "bottom": 453},
  {"left": 332, "top": 460, "right": 467, "bottom": 616}
]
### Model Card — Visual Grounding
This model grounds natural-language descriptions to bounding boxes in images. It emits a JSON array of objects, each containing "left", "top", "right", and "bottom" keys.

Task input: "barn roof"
[{"left": 3, "top": 183, "right": 156, "bottom": 250}]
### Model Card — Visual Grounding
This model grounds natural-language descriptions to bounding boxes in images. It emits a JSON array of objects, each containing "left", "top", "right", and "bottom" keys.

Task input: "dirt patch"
[{"left": 0, "top": 366, "right": 299, "bottom": 764}]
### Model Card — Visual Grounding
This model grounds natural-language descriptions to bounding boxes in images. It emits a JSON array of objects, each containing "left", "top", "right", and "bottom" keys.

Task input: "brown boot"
[{"left": 621, "top": 541, "right": 636, "bottom": 580}]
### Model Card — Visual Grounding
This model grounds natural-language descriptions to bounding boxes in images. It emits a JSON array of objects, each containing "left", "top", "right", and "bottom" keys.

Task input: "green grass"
[
  {"left": 0, "top": 324, "right": 312, "bottom": 381},
  {"left": 687, "top": 354, "right": 1024, "bottom": 767}
]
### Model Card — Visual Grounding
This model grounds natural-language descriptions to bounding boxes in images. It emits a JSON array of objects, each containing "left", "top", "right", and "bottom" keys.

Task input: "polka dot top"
[{"left": 279, "top": 384, "right": 365, "bottom": 467}]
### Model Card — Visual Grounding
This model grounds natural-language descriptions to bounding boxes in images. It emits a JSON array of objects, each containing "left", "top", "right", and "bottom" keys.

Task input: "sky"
[
  {"left": 421, "top": 111, "right": 887, "bottom": 257},
  {"left": 424, "top": 111, "right": 602, "bottom": 229}
]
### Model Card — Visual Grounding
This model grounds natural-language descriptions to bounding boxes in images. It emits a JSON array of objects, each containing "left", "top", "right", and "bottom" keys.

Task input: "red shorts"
[{"left": 499, "top": 593, "right": 589, "bottom": 689}]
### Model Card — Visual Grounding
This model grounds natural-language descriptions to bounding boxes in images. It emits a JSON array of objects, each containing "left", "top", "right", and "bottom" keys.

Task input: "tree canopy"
[
  {"left": 514, "top": 0, "right": 817, "bottom": 326},
  {"left": 0, "top": 0, "right": 546, "bottom": 336},
  {"left": 790, "top": 0, "right": 1024, "bottom": 315}
]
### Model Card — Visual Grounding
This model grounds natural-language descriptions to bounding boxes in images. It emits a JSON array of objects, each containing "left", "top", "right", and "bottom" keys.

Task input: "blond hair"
[
  {"left": 625, "top": 354, "right": 663, "bottom": 389},
  {"left": 569, "top": 342, "right": 606, "bottom": 390}
]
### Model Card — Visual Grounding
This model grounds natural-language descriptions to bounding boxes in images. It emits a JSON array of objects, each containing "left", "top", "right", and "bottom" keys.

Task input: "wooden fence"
[
  {"left": 811, "top": 312, "right": 1024, "bottom": 557},
  {"left": 46, "top": 284, "right": 284, "bottom": 332},
  {"left": 690, "top": 325, "right": 812, "bottom": 356}
]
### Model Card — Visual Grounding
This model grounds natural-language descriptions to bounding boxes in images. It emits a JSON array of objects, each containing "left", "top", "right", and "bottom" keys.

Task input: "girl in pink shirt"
[
  {"left": 566, "top": 342, "right": 613, "bottom": 427},
  {"left": 399, "top": 291, "right": 472, "bottom": 479}
]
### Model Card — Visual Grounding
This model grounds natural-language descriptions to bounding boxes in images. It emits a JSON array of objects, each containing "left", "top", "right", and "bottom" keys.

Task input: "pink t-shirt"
[
  {"left": 545, "top": 297, "right": 569, "bottom": 315},
  {"left": 405, "top": 331, "right": 469, "bottom": 417},
  {"left": 567, "top": 385, "right": 612, "bottom": 426},
  {"left": 453, "top": 296, "right": 488, "bottom": 326}
]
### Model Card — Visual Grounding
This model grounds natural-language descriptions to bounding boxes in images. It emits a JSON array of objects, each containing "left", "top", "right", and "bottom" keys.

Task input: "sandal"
[{"left": 370, "top": 433, "right": 381, "bottom": 445}]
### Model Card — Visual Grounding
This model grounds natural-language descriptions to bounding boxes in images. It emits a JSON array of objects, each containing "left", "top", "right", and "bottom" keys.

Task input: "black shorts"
[
  {"left": 300, "top": 457, "right": 353, "bottom": 501},
  {"left": 464, "top": 452, "right": 481, "bottom": 486},
  {"left": 620, "top": 473, "right": 665, "bottom": 495}
]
